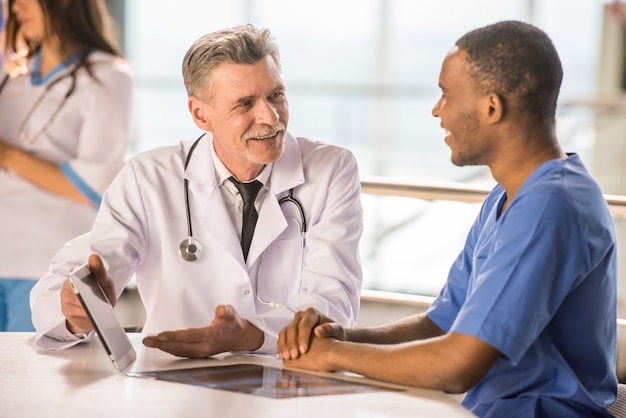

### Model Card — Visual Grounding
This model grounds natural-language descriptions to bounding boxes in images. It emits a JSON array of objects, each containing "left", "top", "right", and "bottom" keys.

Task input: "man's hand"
[
  {"left": 277, "top": 307, "right": 345, "bottom": 361},
  {"left": 61, "top": 254, "right": 116, "bottom": 334},
  {"left": 282, "top": 334, "right": 338, "bottom": 372},
  {"left": 142, "top": 304, "right": 264, "bottom": 358}
]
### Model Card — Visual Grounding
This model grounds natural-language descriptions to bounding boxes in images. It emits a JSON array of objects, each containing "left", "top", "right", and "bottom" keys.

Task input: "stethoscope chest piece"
[
  {"left": 179, "top": 237, "right": 202, "bottom": 261},
  {"left": 177, "top": 135, "right": 306, "bottom": 267}
]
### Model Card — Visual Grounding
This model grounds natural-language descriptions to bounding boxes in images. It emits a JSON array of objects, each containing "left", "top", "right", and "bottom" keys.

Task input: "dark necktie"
[{"left": 229, "top": 177, "right": 263, "bottom": 261}]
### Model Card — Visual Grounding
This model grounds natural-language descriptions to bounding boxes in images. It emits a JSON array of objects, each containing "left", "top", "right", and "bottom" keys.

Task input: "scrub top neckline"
[{"left": 31, "top": 50, "right": 81, "bottom": 86}]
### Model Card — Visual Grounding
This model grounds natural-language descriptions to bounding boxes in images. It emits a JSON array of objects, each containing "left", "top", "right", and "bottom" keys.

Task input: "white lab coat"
[{"left": 31, "top": 133, "right": 363, "bottom": 354}]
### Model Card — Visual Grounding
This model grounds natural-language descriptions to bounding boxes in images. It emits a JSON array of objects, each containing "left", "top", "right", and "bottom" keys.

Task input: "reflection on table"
[{"left": 0, "top": 333, "right": 475, "bottom": 418}]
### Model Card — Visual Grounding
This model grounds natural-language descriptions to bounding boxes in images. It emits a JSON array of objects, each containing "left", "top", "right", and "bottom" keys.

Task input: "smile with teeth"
[
  {"left": 248, "top": 131, "right": 280, "bottom": 141},
  {"left": 256, "top": 133, "right": 277, "bottom": 140}
]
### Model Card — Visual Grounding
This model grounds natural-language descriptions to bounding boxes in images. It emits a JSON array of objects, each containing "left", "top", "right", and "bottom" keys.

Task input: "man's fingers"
[
  {"left": 88, "top": 254, "right": 117, "bottom": 307},
  {"left": 296, "top": 310, "right": 322, "bottom": 355},
  {"left": 314, "top": 322, "right": 339, "bottom": 338},
  {"left": 61, "top": 278, "right": 92, "bottom": 333},
  {"left": 142, "top": 336, "right": 208, "bottom": 358},
  {"left": 317, "top": 322, "right": 347, "bottom": 341},
  {"left": 143, "top": 324, "right": 231, "bottom": 358},
  {"left": 277, "top": 308, "right": 326, "bottom": 360},
  {"left": 314, "top": 323, "right": 331, "bottom": 337},
  {"left": 215, "top": 304, "right": 236, "bottom": 320},
  {"left": 88, "top": 253, "right": 105, "bottom": 272},
  {"left": 149, "top": 328, "right": 206, "bottom": 343},
  {"left": 60, "top": 255, "right": 116, "bottom": 335}
]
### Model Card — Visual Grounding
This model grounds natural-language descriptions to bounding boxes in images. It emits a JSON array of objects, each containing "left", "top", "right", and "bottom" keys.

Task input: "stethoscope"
[
  {"left": 178, "top": 134, "right": 307, "bottom": 262},
  {"left": 0, "top": 54, "right": 81, "bottom": 145}
]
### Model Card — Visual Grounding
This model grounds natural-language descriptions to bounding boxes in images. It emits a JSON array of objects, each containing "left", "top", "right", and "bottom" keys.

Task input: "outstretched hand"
[
  {"left": 61, "top": 254, "right": 116, "bottom": 334},
  {"left": 277, "top": 307, "right": 345, "bottom": 361},
  {"left": 142, "top": 304, "right": 264, "bottom": 358}
]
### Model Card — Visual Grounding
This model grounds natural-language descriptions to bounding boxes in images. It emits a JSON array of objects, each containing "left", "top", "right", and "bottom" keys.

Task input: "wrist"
[
  {"left": 65, "top": 319, "right": 91, "bottom": 335},
  {"left": 344, "top": 328, "right": 360, "bottom": 343},
  {"left": 324, "top": 338, "right": 344, "bottom": 371},
  {"left": 1, "top": 144, "right": 21, "bottom": 169},
  {"left": 240, "top": 320, "right": 264, "bottom": 352}
]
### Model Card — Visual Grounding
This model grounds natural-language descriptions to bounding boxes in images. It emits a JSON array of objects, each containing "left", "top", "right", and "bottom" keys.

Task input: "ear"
[
  {"left": 188, "top": 97, "right": 212, "bottom": 131},
  {"left": 484, "top": 93, "right": 504, "bottom": 124}
]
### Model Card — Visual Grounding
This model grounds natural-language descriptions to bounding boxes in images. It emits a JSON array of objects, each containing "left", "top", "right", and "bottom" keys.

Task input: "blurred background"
[{"left": 105, "top": 0, "right": 626, "bottom": 298}]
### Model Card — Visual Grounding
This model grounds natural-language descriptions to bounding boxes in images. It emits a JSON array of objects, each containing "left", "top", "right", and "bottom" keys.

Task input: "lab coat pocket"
[{"left": 257, "top": 217, "right": 304, "bottom": 305}]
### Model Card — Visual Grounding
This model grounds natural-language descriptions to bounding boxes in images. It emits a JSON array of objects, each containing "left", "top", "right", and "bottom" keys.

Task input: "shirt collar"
[{"left": 210, "top": 136, "right": 273, "bottom": 188}]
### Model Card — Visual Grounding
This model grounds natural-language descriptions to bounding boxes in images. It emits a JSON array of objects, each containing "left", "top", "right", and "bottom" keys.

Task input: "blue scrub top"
[{"left": 427, "top": 154, "right": 617, "bottom": 418}]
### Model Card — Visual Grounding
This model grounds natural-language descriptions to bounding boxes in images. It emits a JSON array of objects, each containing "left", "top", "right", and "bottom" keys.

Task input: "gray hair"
[{"left": 182, "top": 24, "right": 281, "bottom": 102}]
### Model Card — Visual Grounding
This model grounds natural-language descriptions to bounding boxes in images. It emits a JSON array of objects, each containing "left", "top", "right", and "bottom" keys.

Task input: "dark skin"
[
  {"left": 277, "top": 46, "right": 566, "bottom": 393},
  {"left": 142, "top": 304, "right": 263, "bottom": 358},
  {"left": 278, "top": 309, "right": 499, "bottom": 393}
]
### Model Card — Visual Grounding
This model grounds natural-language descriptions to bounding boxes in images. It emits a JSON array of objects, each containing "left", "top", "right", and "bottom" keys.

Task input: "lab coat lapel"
[
  {"left": 247, "top": 133, "right": 305, "bottom": 265},
  {"left": 183, "top": 136, "right": 243, "bottom": 264}
]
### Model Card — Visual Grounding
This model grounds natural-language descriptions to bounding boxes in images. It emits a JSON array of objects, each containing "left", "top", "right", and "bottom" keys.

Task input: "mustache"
[{"left": 243, "top": 122, "right": 286, "bottom": 141}]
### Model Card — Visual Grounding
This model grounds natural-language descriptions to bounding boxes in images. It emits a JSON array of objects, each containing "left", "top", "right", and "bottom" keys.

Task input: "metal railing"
[
  {"left": 361, "top": 176, "right": 626, "bottom": 217},
  {"left": 359, "top": 176, "right": 626, "bottom": 327}
]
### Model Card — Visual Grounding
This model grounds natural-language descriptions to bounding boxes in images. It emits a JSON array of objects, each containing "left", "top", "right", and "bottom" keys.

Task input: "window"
[{"left": 119, "top": 0, "right": 618, "bottom": 295}]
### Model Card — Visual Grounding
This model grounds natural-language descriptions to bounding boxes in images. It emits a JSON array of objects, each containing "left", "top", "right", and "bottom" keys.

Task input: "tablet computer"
[
  {"left": 127, "top": 364, "right": 403, "bottom": 398},
  {"left": 69, "top": 263, "right": 136, "bottom": 372}
]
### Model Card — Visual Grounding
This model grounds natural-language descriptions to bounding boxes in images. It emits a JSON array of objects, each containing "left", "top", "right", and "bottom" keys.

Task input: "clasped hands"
[{"left": 276, "top": 307, "right": 346, "bottom": 372}]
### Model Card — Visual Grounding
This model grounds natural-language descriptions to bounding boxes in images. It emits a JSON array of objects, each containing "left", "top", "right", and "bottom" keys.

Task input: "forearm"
[
  {"left": 323, "top": 332, "right": 496, "bottom": 393},
  {"left": 346, "top": 313, "right": 444, "bottom": 344},
  {"left": 325, "top": 339, "right": 454, "bottom": 391},
  {"left": 1, "top": 145, "right": 92, "bottom": 205}
]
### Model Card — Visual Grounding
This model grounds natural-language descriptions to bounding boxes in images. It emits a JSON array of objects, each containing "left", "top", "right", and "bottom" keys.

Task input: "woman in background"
[{"left": 0, "top": 0, "right": 133, "bottom": 331}]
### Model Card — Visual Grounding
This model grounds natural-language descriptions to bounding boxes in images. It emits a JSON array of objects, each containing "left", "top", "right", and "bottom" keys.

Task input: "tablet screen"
[{"left": 127, "top": 364, "right": 403, "bottom": 398}]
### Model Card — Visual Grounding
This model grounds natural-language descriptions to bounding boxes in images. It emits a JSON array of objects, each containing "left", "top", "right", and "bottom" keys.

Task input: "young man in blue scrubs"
[{"left": 277, "top": 20, "right": 618, "bottom": 418}]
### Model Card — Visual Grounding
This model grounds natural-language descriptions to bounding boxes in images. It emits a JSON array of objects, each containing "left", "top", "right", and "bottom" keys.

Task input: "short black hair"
[{"left": 456, "top": 20, "right": 563, "bottom": 121}]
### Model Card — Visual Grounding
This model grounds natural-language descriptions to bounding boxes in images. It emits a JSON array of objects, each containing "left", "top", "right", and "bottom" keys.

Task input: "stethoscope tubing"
[
  {"left": 279, "top": 189, "right": 307, "bottom": 234},
  {"left": 183, "top": 136, "right": 203, "bottom": 239},
  {"left": 0, "top": 54, "right": 84, "bottom": 145},
  {"left": 179, "top": 134, "right": 307, "bottom": 261}
]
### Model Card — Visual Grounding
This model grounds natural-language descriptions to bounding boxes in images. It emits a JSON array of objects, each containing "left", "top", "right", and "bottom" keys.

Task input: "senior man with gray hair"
[{"left": 31, "top": 24, "right": 364, "bottom": 358}]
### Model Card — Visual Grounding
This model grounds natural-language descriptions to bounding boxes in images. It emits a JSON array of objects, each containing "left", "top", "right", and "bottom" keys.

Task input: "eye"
[{"left": 269, "top": 91, "right": 285, "bottom": 101}]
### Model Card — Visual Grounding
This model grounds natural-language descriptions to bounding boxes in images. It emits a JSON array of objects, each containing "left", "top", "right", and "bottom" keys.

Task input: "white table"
[{"left": 0, "top": 333, "right": 475, "bottom": 417}]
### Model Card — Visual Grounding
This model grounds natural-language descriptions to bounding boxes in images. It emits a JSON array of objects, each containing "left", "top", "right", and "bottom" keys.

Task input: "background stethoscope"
[
  {"left": 0, "top": 54, "right": 82, "bottom": 145},
  {"left": 178, "top": 135, "right": 307, "bottom": 307}
]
